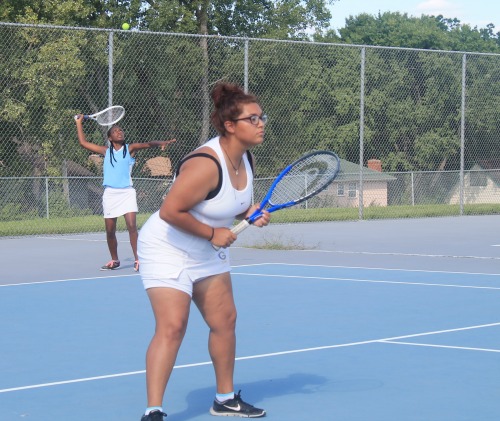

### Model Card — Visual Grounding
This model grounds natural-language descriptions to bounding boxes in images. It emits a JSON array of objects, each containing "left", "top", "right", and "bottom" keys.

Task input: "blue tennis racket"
[{"left": 214, "top": 150, "right": 340, "bottom": 249}]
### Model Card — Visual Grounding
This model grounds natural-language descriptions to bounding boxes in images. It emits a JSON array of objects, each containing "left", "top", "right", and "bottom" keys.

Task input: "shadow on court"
[{"left": 170, "top": 373, "right": 327, "bottom": 420}]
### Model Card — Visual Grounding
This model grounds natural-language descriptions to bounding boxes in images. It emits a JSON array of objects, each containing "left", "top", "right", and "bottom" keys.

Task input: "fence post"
[
  {"left": 45, "top": 177, "right": 49, "bottom": 219},
  {"left": 358, "top": 47, "right": 366, "bottom": 220},
  {"left": 108, "top": 31, "right": 114, "bottom": 108},
  {"left": 244, "top": 39, "right": 249, "bottom": 93},
  {"left": 459, "top": 53, "right": 467, "bottom": 215},
  {"left": 411, "top": 172, "right": 415, "bottom": 206}
]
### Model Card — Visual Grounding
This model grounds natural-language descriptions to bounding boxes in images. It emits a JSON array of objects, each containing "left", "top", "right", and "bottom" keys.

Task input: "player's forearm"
[
  {"left": 130, "top": 141, "right": 162, "bottom": 152},
  {"left": 76, "top": 124, "right": 87, "bottom": 145}
]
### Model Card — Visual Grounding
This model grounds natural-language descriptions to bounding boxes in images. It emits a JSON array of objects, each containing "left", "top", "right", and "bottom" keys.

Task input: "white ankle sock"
[
  {"left": 216, "top": 391, "right": 234, "bottom": 403},
  {"left": 145, "top": 407, "right": 163, "bottom": 415}
]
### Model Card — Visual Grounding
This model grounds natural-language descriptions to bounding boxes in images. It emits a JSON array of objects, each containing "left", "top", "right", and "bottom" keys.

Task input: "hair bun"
[{"left": 211, "top": 83, "right": 245, "bottom": 108}]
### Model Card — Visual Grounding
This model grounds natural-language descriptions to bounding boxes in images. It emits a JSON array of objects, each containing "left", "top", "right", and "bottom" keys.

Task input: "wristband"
[{"left": 208, "top": 227, "right": 215, "bottom": 242}]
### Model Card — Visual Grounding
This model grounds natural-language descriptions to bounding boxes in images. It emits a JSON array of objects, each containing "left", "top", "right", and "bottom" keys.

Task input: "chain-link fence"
[{"left": 1, "top": 22, "right": 500, "bottom": 236}]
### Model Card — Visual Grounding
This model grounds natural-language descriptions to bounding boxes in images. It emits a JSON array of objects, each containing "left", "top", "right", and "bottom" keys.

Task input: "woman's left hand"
[
  {"left": 245, "top": 204, "right": 270, "bottom": 228},
  {"left": 159, "top": 138, "right": 176, "bottom": 150}
]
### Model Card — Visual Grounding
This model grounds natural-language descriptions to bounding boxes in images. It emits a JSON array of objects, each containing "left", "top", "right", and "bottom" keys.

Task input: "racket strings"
[
  {"left": 95, "top": 107, "right": 124, "bottom": 125},
  {"left": 270, "top": 154, "right": 340, "bottom": 204}
]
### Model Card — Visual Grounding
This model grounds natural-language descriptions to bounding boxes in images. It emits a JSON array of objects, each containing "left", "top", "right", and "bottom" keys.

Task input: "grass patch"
[
  {"left": 1, "top": 204, "right": 500, "bottom": 237},
  {"left": 244, "top": 233, "right": 315, "bottom": 250},
  {"left": 0, "top": 213, "right": 151, "bottom": 237}
]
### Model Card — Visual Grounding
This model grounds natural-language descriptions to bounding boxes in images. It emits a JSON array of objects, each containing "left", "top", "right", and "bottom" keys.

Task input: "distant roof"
[
  {"left": 337, "top": 158, "right": 396, "bottom": 182},
  {"left": 470, "top": 160, "right": 500, "bottom": 187},
  {"left": 476, "top": 159, "right": 500, "bottom": 170}
]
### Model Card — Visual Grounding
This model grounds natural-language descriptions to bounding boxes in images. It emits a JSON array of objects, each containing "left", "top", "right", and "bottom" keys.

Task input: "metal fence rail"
[{"left": 1, "top": 22, "right": 500, "bottom": 236}]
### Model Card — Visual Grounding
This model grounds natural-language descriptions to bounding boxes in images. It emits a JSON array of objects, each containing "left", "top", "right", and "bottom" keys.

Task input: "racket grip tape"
[{"left": 231, "top": 219, "right": 250, "bottom": 235}]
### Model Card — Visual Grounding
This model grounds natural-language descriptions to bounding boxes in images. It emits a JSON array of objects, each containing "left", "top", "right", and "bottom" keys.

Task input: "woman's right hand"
[{"left": 210, "top": 227, "right": 237, "bottom": 249}]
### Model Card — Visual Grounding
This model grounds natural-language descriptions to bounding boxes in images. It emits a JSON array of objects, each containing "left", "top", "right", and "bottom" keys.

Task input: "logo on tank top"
[{"left": 218, "top": 251, "right": 227, "bottom": 260}]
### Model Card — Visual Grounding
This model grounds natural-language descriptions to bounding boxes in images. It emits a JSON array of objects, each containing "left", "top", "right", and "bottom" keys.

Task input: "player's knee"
[
  {"left": 157, "top": 322, "right": 187, "bottom": 343},
  {"left": 215, "top": 308, "right": 237, "bottom": 332}
]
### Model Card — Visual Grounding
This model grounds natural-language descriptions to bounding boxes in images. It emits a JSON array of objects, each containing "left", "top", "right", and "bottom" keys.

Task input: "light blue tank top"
[{"left": 103, "top": 145, "right": 135, "bottom": 188}]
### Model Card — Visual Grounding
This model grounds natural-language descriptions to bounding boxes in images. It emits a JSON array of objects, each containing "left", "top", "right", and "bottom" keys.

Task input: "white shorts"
[
  {"left": 102, "top": 187, "right": 138, "bottom": 218},
  {"left": 141, "top": 270, "right": 217, "bottom": 296},
  {"left": 138, "top": 211, "right": 231, "bottom": 297}
]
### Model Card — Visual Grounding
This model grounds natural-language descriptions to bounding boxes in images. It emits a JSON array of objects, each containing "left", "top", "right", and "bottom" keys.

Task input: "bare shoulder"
[
  {"left": 179, "top": 147, "right": 219, "bottom": 172},
  {"left": 185, "top": 146, "right": 218, "bottom": 159}
]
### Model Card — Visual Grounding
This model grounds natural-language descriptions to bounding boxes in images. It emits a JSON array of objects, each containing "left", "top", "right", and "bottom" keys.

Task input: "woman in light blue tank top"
[{"left": 74, "top": 115, "right": 175, "bottom": 272}]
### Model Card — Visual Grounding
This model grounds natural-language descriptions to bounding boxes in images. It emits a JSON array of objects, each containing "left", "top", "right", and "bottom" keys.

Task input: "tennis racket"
[
  {"left": 74, "top": 106, "right": 125, "bottom": 126},
  {"left": 214, "top": 150, "right": 341, "bottom": 250}
]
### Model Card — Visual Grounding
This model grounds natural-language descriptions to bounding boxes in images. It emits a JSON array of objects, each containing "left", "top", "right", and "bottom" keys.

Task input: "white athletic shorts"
[
  {"left": 138, "top": 211, "right": 231, "bottom": 296},
  {"left": 102, "top": 187, "right": 138, "bottom": 218}
]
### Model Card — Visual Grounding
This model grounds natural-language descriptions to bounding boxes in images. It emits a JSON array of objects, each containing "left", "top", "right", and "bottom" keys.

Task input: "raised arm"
[
  {"left": 128, "top": 138, "right": 176, "bottom": 155},
  {"left": 74, "top": 115, "right": 108, "bottom": 155}
]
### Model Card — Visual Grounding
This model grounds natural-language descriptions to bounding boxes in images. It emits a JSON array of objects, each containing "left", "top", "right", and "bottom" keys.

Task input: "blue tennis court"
[{"left": 1, "top": 216, "right": 500, "bottom": 420}]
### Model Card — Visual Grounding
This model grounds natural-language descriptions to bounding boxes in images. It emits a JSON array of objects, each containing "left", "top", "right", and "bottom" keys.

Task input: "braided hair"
[{"left": 106, "top": 125, "right": 127, "bottom": 167}]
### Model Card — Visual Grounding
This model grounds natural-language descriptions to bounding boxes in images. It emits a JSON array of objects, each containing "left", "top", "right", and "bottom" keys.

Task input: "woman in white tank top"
[{"left": 137, "top": 83, "right": 270, "bottom": 420}]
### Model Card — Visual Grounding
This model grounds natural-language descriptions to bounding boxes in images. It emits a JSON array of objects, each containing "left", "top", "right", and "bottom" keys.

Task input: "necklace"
[{"left": 221, "top": 144, "right": 243, "bottom": 175}]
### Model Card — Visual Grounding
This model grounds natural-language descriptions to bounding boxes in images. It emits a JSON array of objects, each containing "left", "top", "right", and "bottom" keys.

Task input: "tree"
[
  {"left": 332, "top": 11, "right": 500, "bottom": 53},
  {"left": 142, "top": 0, "right": 337, "bottom": 39}
]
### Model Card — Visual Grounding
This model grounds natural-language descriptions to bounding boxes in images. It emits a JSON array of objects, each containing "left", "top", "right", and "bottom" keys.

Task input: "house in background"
[
  {"left": 449, "top": 160, "right": 500, "bottom": 204},
  {"left": 333, "top": 159, "right": 396, "bottom": 207}
]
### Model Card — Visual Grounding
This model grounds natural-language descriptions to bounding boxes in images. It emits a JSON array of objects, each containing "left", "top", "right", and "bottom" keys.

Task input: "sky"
[{"left": 329, "top": 0, "right": 499, "bottom": 31}]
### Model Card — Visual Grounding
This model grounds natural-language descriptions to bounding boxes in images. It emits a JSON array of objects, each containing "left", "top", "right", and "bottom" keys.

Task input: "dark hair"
[
  {"left": 210, "top": 83, "right": 258, "bottom": 134},
  {"left": 106, "top": 125, "right": 122, "bottom": 137},
  {"left": 107, "top": 125, "right": 127, "bottom": 166}
]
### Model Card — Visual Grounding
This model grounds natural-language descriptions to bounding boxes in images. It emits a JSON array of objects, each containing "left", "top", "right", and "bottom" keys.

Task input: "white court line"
[
  {"left": 313, "top": 250, "right": 500, "bottom": 260},
  {"left": 34, "top": 236, "right": 123, "bottom": 243},
  {"left": 0, "top": 274, "right": 137, "bottom": 287},
  {"left": 2, "top": 262, "right": 499, "bottom": 288},
  {"left": 232, "top": 272, "right": 500, "bottom": 291},
  {"left": 236, "top": 247, "right": 500, "bottom": 260},
  {"left": 381, "top": 341, "right": 500, "bottom": 353},
  {"left": 12, "top": 236, "right": 500, "bottom": 259},
  {"left": 0, "top": 263, "right": 271, "bottom": 288},
  {"left": 1, "top": 322, "right": 499, "bottom": 394},
  {"left": 248, "top": 262, "right": 500, "bottom": 277}
]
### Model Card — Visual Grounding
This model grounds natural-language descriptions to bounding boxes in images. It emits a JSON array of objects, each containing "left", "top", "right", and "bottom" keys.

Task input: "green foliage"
[
  {"left": 140, "top": 1, "right": 336, "bottom": 39},
  {"left": 337, "top": 12, "right": 500, "bottom": 53},
  {"left": 0, "top": 212, "right": 151, "bottom": 236},
  {"left": 414, "top": 130, "right": 460, "bottom": 171},
  {"left": 3, "top": 204, "right": 500, "bottom": 237},
  {"left": 0, "top": 202, "right": 38, "bottom": 221},
  {"left": 1, "top": 3, "right": 500, "bottom": 219},
  {"left": 47, "top": 190, "right": 92, "bottom": 218}
]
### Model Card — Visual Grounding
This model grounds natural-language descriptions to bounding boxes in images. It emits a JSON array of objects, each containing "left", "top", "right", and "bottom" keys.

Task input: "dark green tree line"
[{"left": 1, "top": 2, "right": 499, "bottom": 187}]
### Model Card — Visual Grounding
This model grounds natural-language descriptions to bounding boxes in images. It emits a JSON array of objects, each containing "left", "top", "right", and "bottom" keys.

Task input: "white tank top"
[
  {"left": 189, "top": 136, "right": 253, "bottom": 227},
  {"left": 138, "top": 137, "right": 253, "bottom": 262}
]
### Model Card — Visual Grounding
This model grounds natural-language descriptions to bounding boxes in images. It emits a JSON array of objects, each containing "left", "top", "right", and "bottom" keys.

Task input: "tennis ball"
[{"left": 122, "top": 23, "right": 130, "bottom": 30}]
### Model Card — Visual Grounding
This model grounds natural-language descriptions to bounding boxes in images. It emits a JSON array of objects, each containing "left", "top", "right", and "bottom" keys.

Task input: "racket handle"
[
  {"left": 231, "top": 219, "right": 250, "bottom": 235},
  {"left": 212, "top": 219, "right": 250, "bottom": 251}
]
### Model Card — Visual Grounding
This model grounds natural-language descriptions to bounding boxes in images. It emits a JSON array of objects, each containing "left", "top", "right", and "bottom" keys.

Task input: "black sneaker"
[
  {"left": 210, "top": 390, "right": 266, "bottom": 418},
  {"left": 140, "top": 410, "right": 167, "bottom": 421},
  {"left": 100, "top": 260, "right": 120, "bottom": 271}
]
